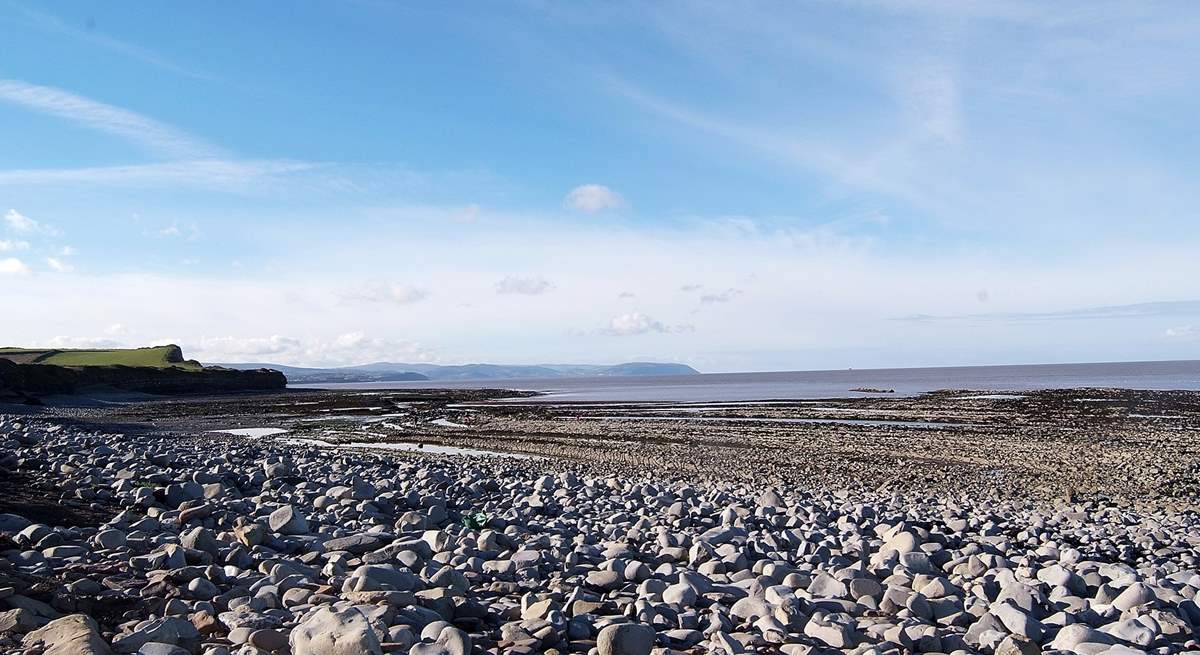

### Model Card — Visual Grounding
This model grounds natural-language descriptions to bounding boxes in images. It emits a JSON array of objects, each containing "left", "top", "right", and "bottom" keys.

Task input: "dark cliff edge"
[{"left": 0, "top": 359, "right": 286, "bottom": 402}]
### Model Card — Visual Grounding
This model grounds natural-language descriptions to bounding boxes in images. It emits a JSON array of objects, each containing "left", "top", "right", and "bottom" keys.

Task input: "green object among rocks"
[{"left": 461, "top": 512, "right": 488, "bottom": 529}]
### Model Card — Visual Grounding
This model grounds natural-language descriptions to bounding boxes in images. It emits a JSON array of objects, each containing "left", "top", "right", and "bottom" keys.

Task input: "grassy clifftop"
[{"left": 0, "top": 345, "right": 201, "bottom": 370}]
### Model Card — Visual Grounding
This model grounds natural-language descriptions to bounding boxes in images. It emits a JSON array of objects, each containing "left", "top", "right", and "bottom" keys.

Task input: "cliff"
[{"left": 0, "top": 359, "right": 286, "bottom": 402}]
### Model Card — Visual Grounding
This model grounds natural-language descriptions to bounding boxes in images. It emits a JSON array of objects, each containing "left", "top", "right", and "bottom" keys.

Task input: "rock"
[
  {"left": 136, "top": 644, "right": 192, "bottom": 655},
  {"left": 323, "top": 533, "right": 381, "bottom": 554},
  {"left": 22, "top": 614, "right": 112, "bottom": 655},
  {"left": 269, "top": 505, "right": 309, "bottom": 535},
  {"left": 290, "top": 606, "right": 382, "bottom": 655},
  {"left": 95, "top": 529, "right": 127, "bottom": 550},
  {"left": 0, "top": 513, "right": 32, "bottom": 533},
  {"left": 0, "top": 608, "right": 40, "bottom": 634},
  {"left": 343, "top": 564, "right": 419, "bottom": 592},
  {"left": 112, "top": 617, "right": 200, "bottom": 653},
  {"left": 410, "top": 625, "right": 471, "bottom": 655},
  {"left": 1111, "top": 583, "right": 1157, "bottom": 611},
  {"left": 234, "top": 522, "right": 267, "bottom": 547},
  {"left": 248, "top": 628, "right": 290, "bottom": 651},
  {"left": 586, "top": 570, "right": 623, "bottom": 591},
  {"left": 803, "top": 615, "right": 857, "bottom": 649},
  {"left": 596, "top": 623, "right": 655, "bottom": 655},
  {"left": 996, "top": 635, "right": 1041, "bottom": 655}
]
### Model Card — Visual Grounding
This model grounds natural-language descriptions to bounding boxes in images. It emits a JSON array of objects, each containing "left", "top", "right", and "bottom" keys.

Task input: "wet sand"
[{"left": 33, "top": 386, "right": 1200, "bottom": 508}]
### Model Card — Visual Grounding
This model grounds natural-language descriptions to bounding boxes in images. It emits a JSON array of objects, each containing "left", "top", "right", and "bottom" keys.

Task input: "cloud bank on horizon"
[{"left": 1, "top": 1, "right": 1198, "bottom": 371}]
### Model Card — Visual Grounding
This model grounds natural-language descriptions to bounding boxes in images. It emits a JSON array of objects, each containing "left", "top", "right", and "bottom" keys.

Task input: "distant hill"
[
  {"left": 211, "top": 363, "right": 431, "bottom": 384},
  {"left": 214, "top": 361, "right": 700, "bottom": 383}
]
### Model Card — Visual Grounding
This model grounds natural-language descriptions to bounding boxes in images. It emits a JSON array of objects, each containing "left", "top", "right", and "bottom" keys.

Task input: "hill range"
[{"left": 213, "top": 361, "right": 701, "bottom": 384}]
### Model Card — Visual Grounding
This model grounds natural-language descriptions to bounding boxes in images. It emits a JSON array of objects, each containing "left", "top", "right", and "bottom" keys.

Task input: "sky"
[{"left": 1, "top": 1, "right": 1198, "bottom": 372}]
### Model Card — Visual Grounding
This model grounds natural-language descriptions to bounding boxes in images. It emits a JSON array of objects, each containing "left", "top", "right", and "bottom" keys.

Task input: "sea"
[{"left": 292, "top": 359, "right": 1200, "bottom": 403}]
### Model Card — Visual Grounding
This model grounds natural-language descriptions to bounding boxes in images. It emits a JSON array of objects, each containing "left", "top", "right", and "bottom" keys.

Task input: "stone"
[
  {"left": 22, "top": 614, "right": 112, "bottom": 655},
  {"left": 136, "top": 644, "right": 192, "bottom": 655},
  {"left": 269, "top": 505, "right": 309, "bottom": 535},
  {"left": 1111, "top": 583, "right": 1157, "bottom": 611},
  {"left": 0, "top": 608, "right": 40, "bottom": 634},
  {"left": 596, "top": 623, "right": 655, "bottom": 655},
  {"left": 112, "top": 617, "right": 200, "bottom": 653},
  {"left": 410, "top": 625, "right": 471, "bottom": 655},
  {"left": 290, "top": 606, "right": 382, "bottom": 655},
  {"left": 996, "top": 635, "right": 1041, "bottom": 655}
]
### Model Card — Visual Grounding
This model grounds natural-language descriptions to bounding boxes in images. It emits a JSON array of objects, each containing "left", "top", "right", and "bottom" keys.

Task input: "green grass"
[{"left": 0, "top": 345, "right": 202, "bottom": 370}]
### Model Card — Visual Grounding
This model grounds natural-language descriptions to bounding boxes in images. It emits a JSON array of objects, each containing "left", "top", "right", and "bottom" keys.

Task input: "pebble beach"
[{"left": 2, "top": 388, "right": 1199, "bottom": 655}]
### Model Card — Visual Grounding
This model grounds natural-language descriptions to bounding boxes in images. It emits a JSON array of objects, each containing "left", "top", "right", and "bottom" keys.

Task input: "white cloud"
[
  {"left": 45, "top": 257, "right": 73, "bottom": 273},
  {"left": 58, "top": 245, "right": 77, "bottom": 256},
  {"left": 1165, "top": 326, "right": 1199, "bottom": 340},
  {"left": 3, "top": 209, "right": 59, "bottom": 236},
  {"left": 342, "top": 280, "right": 430, "bottom": 305},
  {"left": 618, "top": 291, "right": 636, "bottom": 298},
  {"left": 5, "top": 209, "right": 35, "bottom": 233},
  {"left": 104, "top": 323, "right": 129, "bottom": 337},
  {"left": 0, "top": 78, "right": 223, "bottom": 159},
  {"left": 182, "top": 332, "right": 438, "bottom": 367},
  {"left": 186, "top": 335, "right": 302, "bottom": 358},
  {"left": 700, "top": 288, "right": 743, "bottom": 304},
  {"left": 0, "top": 239, "right": 29, "bottom": 252},
  {"left": 0, "top": 257, "right": 30, "bottom": 276},
  {"left": 40, "top": 335, "right": 124, "bottom": 349},
  {"left": 0, "top": 218, "right": 1197, "bottom": 371},
  {"left": 601, "top": 312, "right": 694, "bottom": 336},
  {"left": 564, "top": 184, "right": 624, "bottom": 213},
  {"left": 495, "top": 276, "right": 555, "bottom": 295}
]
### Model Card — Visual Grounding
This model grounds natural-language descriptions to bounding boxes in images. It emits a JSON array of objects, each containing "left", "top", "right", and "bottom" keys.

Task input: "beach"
[{"left": 2, "top": 386, "right": 1199, "bottom": 654}]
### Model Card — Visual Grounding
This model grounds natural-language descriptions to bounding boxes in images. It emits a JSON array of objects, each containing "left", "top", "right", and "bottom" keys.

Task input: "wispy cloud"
[
  {"left": 1165, "top": 325, "right": 1200, "bottom": 340},
  {"left": 606, "top": 77, "right": 922, "bottom": 206},
  {"left": 0, "top": 78, "right": 223, "bottom": 159},
  {"left": 7, "top": 4, "right": 216, "bottom": 80},
  {"left": 144, "top": 221, "right": 200, "bottom": 240},
  {"left": 0, "top": 239, "right": 30, "bottom": 252},
  {"left": 897, "top": 300, "right": 1200, "bottom": 323},
  {"left": 495, "top": 275, "right": 555, "bottom": 295},
  {"left": 341, "top": 280, "right": 430, "bottom": 305},
  {"left": 45, "top": 257, "right": 73, "bottom": 273},
  {"left": 0, "top": 159, "right": 320, "bottom": 191},
  {"left": 4, "top": 209, "right": 59, "bottom": 236},
  {"left": 700, "top": 288, "right": 743, "bottom": 304}
]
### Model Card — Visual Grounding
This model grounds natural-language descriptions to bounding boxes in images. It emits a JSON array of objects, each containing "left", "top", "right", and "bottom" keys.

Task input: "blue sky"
[{"left": 1, "top": 1, "right": 1198, "bottom": 370}]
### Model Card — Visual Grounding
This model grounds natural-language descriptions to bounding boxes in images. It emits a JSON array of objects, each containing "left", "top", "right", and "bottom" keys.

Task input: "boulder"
[
  {"left": 596, "top": 623, "right": 655, "bottom": 655},
  {"left": 290, "top": 606, "right": 382, "bottom": 655},
  {"left": 22, "top": 614, "right": 112, "bottom": 655}
]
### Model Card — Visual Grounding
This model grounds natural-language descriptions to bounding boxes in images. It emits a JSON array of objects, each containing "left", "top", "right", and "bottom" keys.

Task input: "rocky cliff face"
[{"left": 0, "top": 360, "right": 286, "bottom": 401}]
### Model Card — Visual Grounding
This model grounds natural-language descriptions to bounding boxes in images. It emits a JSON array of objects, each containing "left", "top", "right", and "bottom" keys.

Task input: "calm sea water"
[{"left": 292, "top": 359, "right": 1200, "bottom": 403}]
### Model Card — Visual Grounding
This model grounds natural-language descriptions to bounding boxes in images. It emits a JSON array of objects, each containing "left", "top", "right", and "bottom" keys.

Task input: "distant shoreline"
[{"left": 284, "top": 358, "right": 1200, "bottom": 403}]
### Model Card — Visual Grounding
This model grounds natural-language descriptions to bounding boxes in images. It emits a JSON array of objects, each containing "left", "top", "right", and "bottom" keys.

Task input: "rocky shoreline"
[{"left": 2, "top": 390, "right": 1200, "bottom": 655}]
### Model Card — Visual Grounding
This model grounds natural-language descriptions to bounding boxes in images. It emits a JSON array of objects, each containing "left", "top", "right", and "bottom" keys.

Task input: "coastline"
[
  {"left": 22, "top": 385, "right": 1200, "bottom": 508},
  {"left": 2, "top": 387, "right": 1199, "bottom": 654}
]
